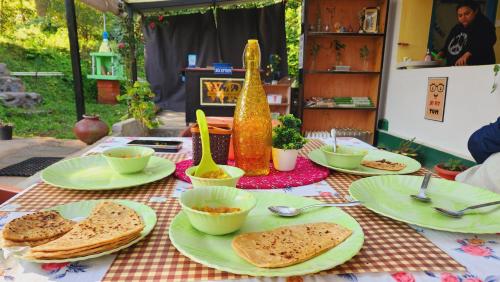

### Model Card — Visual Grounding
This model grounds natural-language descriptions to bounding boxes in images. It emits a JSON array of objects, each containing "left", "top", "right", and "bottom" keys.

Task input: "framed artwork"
[
  {"left": 362, "top": 7, "right": 380, "bottom": 33},
  {"left": 199, "top": 77, "right": 244, "bottom": 106},
  {"left": 424, "top": 77, "right": 448, "bottom": 122}
]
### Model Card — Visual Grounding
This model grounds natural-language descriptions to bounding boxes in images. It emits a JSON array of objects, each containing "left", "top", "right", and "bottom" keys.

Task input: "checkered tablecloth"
[{"left": 6, "top": 141, "right": 466, "bottom": 281}]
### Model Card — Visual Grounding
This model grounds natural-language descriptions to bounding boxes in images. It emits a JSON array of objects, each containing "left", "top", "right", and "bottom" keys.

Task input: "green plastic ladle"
[{"left": 194, "top": 109, "right": 222, "bottom": 177}]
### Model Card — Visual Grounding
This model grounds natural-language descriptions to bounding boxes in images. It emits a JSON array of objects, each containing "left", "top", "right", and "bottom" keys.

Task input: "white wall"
[{"left": 380, "top": 0, "right": 500, "bottom": 160}]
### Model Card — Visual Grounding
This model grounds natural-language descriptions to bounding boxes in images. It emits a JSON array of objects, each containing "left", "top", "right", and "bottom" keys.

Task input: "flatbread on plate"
[
  {"left": 232, "top": 222, "right": 352, "bottom": 268},
  {"left": 2, "top": 211, "right": 75, "bottom": 242},
  {"left": 31, "top": 201, "right": 144, "bottom": 253},
  {"left": 361, "top": 159, "right": 406, "bottom": 171}
]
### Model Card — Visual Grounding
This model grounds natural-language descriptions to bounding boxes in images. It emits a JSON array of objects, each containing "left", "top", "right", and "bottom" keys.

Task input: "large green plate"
[
  {"left": 41, "top": 155, "right": 175, "bottom": 190},
  {"left": 349, "top": 175, "right": 500, "bottom": 233},
  {"left": 20, "top": 199, "right": 157, "bottom": 263},
  {"left": 308, "top": 148, "right": 421, "bottom": 176},
  {"left": 169, "top": 192, "right": 364, "bottom": 277}
]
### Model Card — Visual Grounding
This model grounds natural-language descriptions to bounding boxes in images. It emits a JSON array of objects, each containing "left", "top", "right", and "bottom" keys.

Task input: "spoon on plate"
[
  {"left": 410, "top": 173, "right": 432, "bottom": 203},
  {"left": 268, "top": 201, "right": 361, "bottom": 217},
  {"left": 330, "top": 129, "right": 337, "bottom": 152},
  {"left": 434, "top": 200, "right": 500, "bottom": 218}
]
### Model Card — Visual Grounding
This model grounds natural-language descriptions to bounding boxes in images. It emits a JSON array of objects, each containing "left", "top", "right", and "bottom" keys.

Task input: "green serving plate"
[
  {"left": 41, "top": 155, "right": 175, "bottom": 190},
  {"left": 20, "top": 199, "right": 157, "bottom": 263},
  {"left": 308, "top": 148, "right": 421, "bottom": 176},
  {"left": 169, "top": 192, "right": 364, "bottom": 277},
  {"left": 349, "top": 175, "right": 500, "bottom": 233}
]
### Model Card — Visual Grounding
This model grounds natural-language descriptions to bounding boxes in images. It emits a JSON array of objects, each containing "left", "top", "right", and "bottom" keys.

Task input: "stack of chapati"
[
  {"left": 232, "top": 222, "right": 352, "bottom": 268},
  {"left": 28, "top": 201, "right": 144, "bottom": 259},
  {"left": 2, "top": 211, "right": 75, "bottom": 247}
]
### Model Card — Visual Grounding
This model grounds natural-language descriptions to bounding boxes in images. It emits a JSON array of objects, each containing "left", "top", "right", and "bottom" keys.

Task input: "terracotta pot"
[
  {"left": 191, "top": 123, "right": 232, "bottom": 165},
  {"left": 0, "top": 125, "right": 13, "bottom": 140},
  {"left": 434, "top": 164, "right": 466, "bottom": 181},
  {"left": 73, "top": 115, "right": 109, "bottom": 145}
]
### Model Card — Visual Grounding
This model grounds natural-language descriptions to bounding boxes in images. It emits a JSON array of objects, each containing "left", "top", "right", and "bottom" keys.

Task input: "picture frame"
[
  {"left": 362, "top": 7, "right": 380, "bottom": 33},
  {"left": 424, "top": 77, "right": 448, "bottom": 122},
  {"left": 199, "top": 77, "right": 244, "bottom": 106}
]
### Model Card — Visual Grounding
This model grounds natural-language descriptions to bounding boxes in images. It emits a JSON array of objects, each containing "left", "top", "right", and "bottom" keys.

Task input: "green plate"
[
  {"left": 308, "top": 148, "right": 421, "bottom": 176},
  {"left": 41, "top": 155, "right": 175, "bottom": 190},
  {"left": 349, "top": 175, "right": 500, "bottom": 233},
  {"left": 20, "top": 199, "right": 157, "bottom": 263},
  {"left": 169, "top": 192, "right": 364, "bottom": 277}
]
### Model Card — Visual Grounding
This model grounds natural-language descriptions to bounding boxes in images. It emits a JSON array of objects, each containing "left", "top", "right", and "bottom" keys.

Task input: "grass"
[{"left": 0, "top": 42, "right": 127, "bottom": 139}]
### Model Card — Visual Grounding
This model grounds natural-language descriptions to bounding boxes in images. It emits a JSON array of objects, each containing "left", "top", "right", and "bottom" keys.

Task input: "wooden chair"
[{"left": 0, "top": 184, "right": 22, "bottom": 204}]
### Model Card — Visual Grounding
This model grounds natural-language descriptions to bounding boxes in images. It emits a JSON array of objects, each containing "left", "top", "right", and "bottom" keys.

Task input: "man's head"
[{"left": 456, "top": 0, "right": 480, "bottom": 27}]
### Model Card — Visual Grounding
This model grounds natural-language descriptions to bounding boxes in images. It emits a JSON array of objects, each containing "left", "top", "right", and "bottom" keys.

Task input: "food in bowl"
[
  {"left": 193, "top": 206, "right": 241, "bottom": 214},
  {"left": 320, "top": 145, "right": 368, "bottom": 169},
  {"left": 180, "top": 186, "right": 256, "bottom": 235},
  {"left": 200, "top": 169, "right": 230, "bottom": 179},
  {"left": 185, "top": 165, "right": 244, "bottom": 188},
  {"left": 103, "top": 146, "right": 154, "bottom": 174}
]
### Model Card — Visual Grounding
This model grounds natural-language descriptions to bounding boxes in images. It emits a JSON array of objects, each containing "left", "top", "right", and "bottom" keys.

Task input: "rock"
[
  {"left": 0, "top": 92, "right": 42, "bottom": 108},
  {"left": 0, "top": 63, "right": 10, "bottom": 76},
  {"left": 0, "top": 76, "right": 25, "bottom": 92}
]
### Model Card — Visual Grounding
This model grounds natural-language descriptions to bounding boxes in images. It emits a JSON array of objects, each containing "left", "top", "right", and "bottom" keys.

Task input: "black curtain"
[{"left": 144, "top": 3, "right": 287, "bottom": 111}]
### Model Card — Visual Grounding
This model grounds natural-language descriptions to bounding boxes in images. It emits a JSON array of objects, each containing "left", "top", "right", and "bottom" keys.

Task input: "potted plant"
[
  {"left": 435, "top": 159, "right": 468, "bottom": 180},
  {"left": 360, "top": 45, "right": 369, "bottom": 70},
  {"left": 392, "top": 137, "right": 421, "bottom": 162},
  {"left": 0, "top": 119, "right": 13, "bottom": 140},
  {"left": 271, "top": 114, "right": 307, "bottom": 171},
  {"left": 310, "top": 41, "right": 321, "bottom": 71},
  {"left": 117, "top": 81, "right": 160, "bottom": 136},
  {"left": 265, "top": 54, "right": 281, "bottom": 85},
  {"left": 332, "top": 39, "right": 348, "bottom": 71}
]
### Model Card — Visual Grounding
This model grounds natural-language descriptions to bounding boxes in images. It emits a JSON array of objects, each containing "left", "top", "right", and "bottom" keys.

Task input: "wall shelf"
[
  {"left": 307, "top": 32, "right": 385, "bottom": 37},
  {"left": 304, "top": 106, "right": 377, "bottom": 110},
  {"left": 305, "top": 70, "right": 381, "bottom": 75}
]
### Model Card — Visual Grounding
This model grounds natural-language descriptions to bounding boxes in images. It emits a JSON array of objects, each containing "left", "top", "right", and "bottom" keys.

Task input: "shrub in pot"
[
  {"left": 271, "top": 114, "right": 307, "bottom": 171},
  {"left": 0, "top": 119, "right": 13, "bottom": 140},
  {"left": 434, "top": 159, "right": 468, "bottom": 180}
]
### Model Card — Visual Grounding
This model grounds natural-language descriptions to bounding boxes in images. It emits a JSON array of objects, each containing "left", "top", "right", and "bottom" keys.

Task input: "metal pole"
[
  {"left": 127, "top": 5, "right": 138, "bottom": 82},
  {"left": 64, "top": 0, "right": 85, "bottom": 120}
]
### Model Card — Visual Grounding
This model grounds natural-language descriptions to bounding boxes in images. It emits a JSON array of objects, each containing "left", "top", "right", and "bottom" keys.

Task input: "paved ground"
[{"left": 0, "top": 138, "right": 86, "bottom": 186}]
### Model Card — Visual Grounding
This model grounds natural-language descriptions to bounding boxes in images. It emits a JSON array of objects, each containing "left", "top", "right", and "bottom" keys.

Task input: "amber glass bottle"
[{"left": 233, "top": 39, "right": 272, "bottom": 176}]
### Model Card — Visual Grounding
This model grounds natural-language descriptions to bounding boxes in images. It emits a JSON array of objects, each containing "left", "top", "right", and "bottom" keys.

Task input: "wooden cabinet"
[
  {"left": 264, "top": 81, "right": 292, "bottom": 118},
  {"left": 299, "top": 0, "right": 389, "bottom": 144}
]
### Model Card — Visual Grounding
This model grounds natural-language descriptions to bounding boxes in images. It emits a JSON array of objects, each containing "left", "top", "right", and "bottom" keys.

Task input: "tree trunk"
[{"left": 34, "top": 0, "right": 49, "bottom": 17}]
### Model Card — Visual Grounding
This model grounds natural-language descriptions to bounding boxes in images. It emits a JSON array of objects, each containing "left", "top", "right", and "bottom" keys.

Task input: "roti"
[
  {"left": 2, "top": 211, "right": 75, "bottom": 242},
  {"left": 29, "top": 232, "right": 140, "bottom": 259},
  {"left": 361, "top": 159, "right": 406, "bottom": 171},
  {"left": 31, "top": 201, "right": 144, "bottom": 253},
  {"left": 232, "top": 222, "right": 352, "bottom": 268},
  {"left": 2, "top": 233, "right": 65, "bottom": 247}
]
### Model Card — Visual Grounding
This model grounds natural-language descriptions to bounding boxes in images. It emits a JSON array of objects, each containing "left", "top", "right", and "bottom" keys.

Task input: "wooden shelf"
[
  {"left": 304, "top": 106, "right": 377, "bottom": 110},
  {"left": 307, "top": 32, "right": 385, "bottom": 37},
  {"left": 269, "top": 103, "right": 290, "bottom": 106},
  {"left": 305, "top": 70, "right": 380, "bottom": 75}
]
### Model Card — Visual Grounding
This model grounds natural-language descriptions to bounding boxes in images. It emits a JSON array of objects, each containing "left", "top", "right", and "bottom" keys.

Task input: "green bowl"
[
  {"left": 320, "top": 145, "right": 368, "bottom": 169},
  {"left": 185, "top": 165, "right": 244, "bottom": 188},
  {"left": 179, "top": 186, "right": 256, "bottom": 235},
  {"left": 102, "top": 146, "right": 155, "bottom": 174}
]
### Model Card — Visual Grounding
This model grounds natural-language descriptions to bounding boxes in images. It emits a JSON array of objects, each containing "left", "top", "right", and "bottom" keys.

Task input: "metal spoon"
[
  {"left": 434, "top": 200, "right": 500, "bottom": 218},
  {"left": 411, "top": 173, "right": 432, "bottom": 202},
  {"left": 268, "top": 201, "right": 360, "bottom": 217},
  {"left": 330, "top": 128, "right": 337, "bottom": 152}
]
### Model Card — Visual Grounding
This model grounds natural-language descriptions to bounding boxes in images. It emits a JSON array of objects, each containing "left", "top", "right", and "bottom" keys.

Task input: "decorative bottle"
[{"left": 233, "top": 39, "right": 272, "bottom": 176}]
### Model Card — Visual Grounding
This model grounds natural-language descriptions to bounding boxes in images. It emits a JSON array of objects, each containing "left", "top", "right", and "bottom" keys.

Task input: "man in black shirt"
[{"left": 437, "top": 0, "right": 496, "bottom": 66}]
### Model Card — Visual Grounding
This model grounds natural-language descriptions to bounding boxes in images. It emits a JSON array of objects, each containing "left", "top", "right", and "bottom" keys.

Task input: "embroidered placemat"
[
  {"left": 5, "top": 144, "right": 466, "bottom": 282},
  {"left": 174, "top": 157, "right": 329, "bottom": 189}
]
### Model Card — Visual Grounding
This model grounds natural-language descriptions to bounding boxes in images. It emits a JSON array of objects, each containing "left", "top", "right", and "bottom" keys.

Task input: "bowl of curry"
[{"left": 185, "top": 165, "right": 244, "bottom": 188}]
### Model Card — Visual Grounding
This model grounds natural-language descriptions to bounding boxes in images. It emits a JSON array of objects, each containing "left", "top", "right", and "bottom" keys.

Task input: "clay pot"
[
  {"left": 191, "top": 123, "right": 232, "bottom": 165},
  {"left": 73, "top": 115, "right": 109, "bottom": 145},
  {"left": 434, "top": 164, "right": 467, "bottom": 181}
]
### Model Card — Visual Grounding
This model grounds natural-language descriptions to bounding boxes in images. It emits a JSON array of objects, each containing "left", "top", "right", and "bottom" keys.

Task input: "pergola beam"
[{"left": 65, "top": 0, "right": 86, "bottom": 121}]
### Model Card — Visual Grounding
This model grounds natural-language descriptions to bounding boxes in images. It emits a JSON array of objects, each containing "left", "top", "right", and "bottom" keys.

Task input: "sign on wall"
[
  {"left": 200, "top": 77, "right": 244, "bottom": 106},
  {"left": 425, "top": 77, "right": 448, "bottom": 122}
]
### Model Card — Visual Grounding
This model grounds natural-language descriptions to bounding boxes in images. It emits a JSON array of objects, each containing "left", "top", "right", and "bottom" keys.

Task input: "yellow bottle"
[{"left": 233, "top": 39, "right": 272, "bottom": 176}]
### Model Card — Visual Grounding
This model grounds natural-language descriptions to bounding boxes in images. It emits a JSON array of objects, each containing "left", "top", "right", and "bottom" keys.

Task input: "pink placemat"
[{"left": 174, "top": 157, "right": 329, "bottom": 189}]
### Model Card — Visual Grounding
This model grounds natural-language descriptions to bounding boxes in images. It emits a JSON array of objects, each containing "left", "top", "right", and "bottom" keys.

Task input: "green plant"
[
  {"left": 265, "top": 54, "right": 281, "bottom": 81},
  {"left": 333, "top": 39, "right": 346, "bottom": 65},
  {"left": 272, "top": 114, "right": 307, "bottom": 150},
  {"left": 393, "top": 137, "right": 421, "bottom": 156},
  {"left": 117, "top": 81, "right": 160, "bottom": 129},
  {"left": 0, "top": 118, "right": 13, "bottom": 127},
  {"left": 439, "top": 159, "right": 467, "bottom": 171},
  {"left": 360, "top": 45, "right": 369, "bottom": 60}
]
